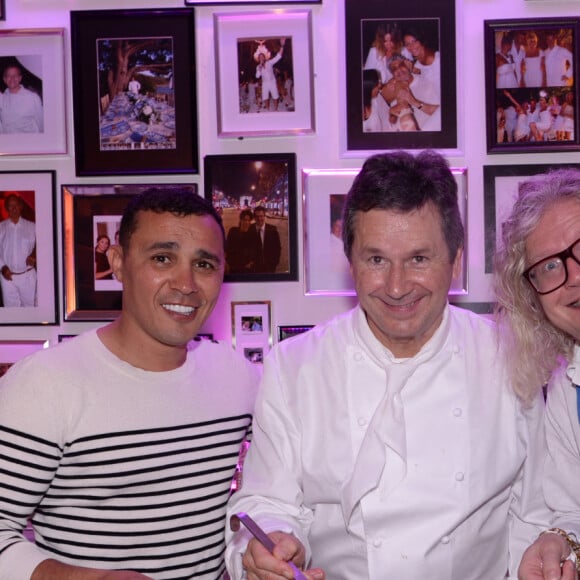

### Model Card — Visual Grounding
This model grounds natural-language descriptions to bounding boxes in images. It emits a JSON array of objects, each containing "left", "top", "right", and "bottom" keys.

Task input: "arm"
[
  {"left": 507, "top": 393, "right": 555, "bottom": 578},
  {"left": 31, "top": 560, "right": 152, "bottom": 580},
  {"left": 503, "top": 89, "right": 521, "bottom": 109},
  {"left": 395, "top": 85, "right": 438, "bottom": 117},
  {"left": 225, "top": 349, "right": 318, "bottom": 579}
]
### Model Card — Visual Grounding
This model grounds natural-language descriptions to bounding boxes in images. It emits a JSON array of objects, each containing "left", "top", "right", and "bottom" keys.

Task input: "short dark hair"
[
  {"left": 253, "top": 206, "right": 266, "bottom": 215},
  {"left": 239, "top": 209, "right": 254, "bottom": 222},
  {"left": 342, "top": 150, "right": 464, "bottom": 262},
  {"left": 119, "top": 188, "right": 225, "bottom": 250}
]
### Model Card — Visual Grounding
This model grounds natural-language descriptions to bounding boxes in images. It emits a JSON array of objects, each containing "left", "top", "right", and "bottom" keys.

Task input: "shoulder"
[
  {"left": 273, "top": 308, "right": 354, "bottom": 362},
  {"left": 187, "top": 338, "right": 261, "bottom": 387},
  {"left": 448, "top": 305, "right": 497, "bottom": 345}
]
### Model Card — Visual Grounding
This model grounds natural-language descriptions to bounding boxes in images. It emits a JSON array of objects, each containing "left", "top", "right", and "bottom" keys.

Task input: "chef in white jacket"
[{"left": 226, "top": 150, "right": 550, "bottom": 580}]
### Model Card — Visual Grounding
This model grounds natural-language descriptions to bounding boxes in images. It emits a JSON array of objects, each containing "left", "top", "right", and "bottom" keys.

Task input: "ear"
[
  {"left": 452, "top": 247, "right": 464, "bottom": 282},
  {"left": 109, "top": 244, "right": 125, "bottom": 283}
]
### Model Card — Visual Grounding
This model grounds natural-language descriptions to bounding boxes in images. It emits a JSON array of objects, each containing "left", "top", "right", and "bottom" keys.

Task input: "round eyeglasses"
[{"left": 523, "top": 237, "right": 580, "bottom": 295}]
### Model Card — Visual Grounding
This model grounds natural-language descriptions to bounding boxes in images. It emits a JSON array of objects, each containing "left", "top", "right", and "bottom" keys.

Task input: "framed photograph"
[
  {"left": 214, "top": 10, "right": 315, "bottom": 137},
  {"left": 62, "top": 182, "right": 198, "bottom": 321},
  {"left": 344, "top": 0, "right": 457, "bottom": 154},
  {"left": 231, "top": 301, "right": 272, "bottom": 364},
  {"left": 204, "top": 153, "right": 298, "bottom": 283},
  {"left": 0, "top": 171, "right": 57, "bottom": 325},
  {"left": 484, "top": 18, "right": 579, "bottom": 153},
  {"left": 483, "top": 163, "right": 580, "bottom": 273},
  {"left": 277, "top": 324, "right": 314, "bottom": 342},
  {"left": 302, "top": 167, "right": 468, "bottom": 296},
  {"left": 0, "top": 29, "right": 66, "bottom": 155},
  {"left": 70, "top": 9, "right": 198, "bottom": 176},
  {"left": 0, "top": 341, "right": 48, "bottom": 377},
  {"left": 187, "top": 1, "right": 320, "bottom": 4}
]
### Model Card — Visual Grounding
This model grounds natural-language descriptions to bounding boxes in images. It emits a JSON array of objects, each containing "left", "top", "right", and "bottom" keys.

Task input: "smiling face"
[
  {"left": 525, "top": 198, "right": 580, "bottom": 341},
  {"left": 403, "top": 34, "right": 424, "bottom": 59},
  {"left": 96, "top": 236, "right": 110, "bottom": 253},
  {"left": 5, "top": 196, "right": 22, "bottom": 223},
  {"left": 110, "top": 210, "right": 225, "bottom": 367},
  {"left": 3, "top": 66, "right": 22, "bottom": 93},
  {"left": 349, "top": 205, "right": 462, "bottom": 358}
]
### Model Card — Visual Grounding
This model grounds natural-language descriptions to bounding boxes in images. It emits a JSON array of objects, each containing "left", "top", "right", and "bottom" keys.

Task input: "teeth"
[{"left": 163, "top": 304, "right": 195, "bottom": 315}]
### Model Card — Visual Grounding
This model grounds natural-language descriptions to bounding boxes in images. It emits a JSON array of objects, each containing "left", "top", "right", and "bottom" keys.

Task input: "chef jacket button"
[
  {"left": 455, "top": 471, "right": 465, "bottom": 481},
  {"left": 354, "top": 352, "right": 363, "bottom": 361},
  {"left": 453, "top": 346, "right": 461, "bottom": 355},
  {"left": 357, "top": 417, "right": 368, "bottom": 427},
  {"left": 441, "top": 535, "right": 450, "bottom": 544},
  {"left": 452, "top": 407, "right": 462, "bottom": 417},
  {"left": 372, "top": 538, "right": 382, "bottom": 548}
]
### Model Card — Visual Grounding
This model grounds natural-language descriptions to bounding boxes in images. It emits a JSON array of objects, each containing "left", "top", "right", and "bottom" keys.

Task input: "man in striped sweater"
[{"left": 0, "top": 188, "right": 259, "bottom": 579}]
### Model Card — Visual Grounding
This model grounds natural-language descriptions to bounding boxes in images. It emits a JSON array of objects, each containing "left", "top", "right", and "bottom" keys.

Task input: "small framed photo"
[
  {"left": 231, "top": 301, "right": 272, "bottom": 364},
  {"left": 484, "top": 18, "right": 579, "bottom": 153},
  {"left": 0, "top": 29, "right": 66, "bottom": 155},
  {"left": 187, "top": 0, "right": 320, "bottom": 4},
  {"left": 483, "top": 163, "right": 580, "bottom": 273},
  {"left": 344, "top": 0, "right": 457, "bottom": 154},
  {"left": 302, "top": 167, "right": 468, "bottom": 296},
  {"left": 204, "top": 153, "right": 298, "bottom": 283},
  {"left": 70, "top": 9, "right": 198, "bottom": 176},
  {"left": 0, "top": 171, "right": 58, "bottom": 325},
  {"left": 0, "top": 341, "right": 48, "bottom": 377},
  {"left": 62, "top": 182, "right": 198, "bottom": 321},
  {"left": 277, "top": 324, "right": 314, "bottom": 342},
  {"left": 214, "top": 10, "right": 315, "bottom": 137}
]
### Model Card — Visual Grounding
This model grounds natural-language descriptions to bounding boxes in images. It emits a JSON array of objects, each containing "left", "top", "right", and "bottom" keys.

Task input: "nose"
[
  {"left": 171, "top": 264, "right": 199, "bottom": 294},
  {"left": 383, "top": 263, "right": 411, "bottom": 299},
  {"left": 566, "top": 255, "right": 580, "bottom": 286}
]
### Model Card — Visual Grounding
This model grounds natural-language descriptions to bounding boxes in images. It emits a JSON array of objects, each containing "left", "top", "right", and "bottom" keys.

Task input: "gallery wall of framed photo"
[{"left": 0, "top": 0, "right": 578, "bottom": 358}]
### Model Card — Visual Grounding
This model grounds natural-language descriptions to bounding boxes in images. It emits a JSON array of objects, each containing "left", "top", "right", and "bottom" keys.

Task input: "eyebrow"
[{"left": 146, "top": 241, "right": 222, "bottom": 263}]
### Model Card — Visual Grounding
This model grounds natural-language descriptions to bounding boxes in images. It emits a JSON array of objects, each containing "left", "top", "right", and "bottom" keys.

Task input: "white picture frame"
[
  {"left": 0, "top": 29, "right": 67, "bottom": 155},
  {"left": 302, "top": 167, "right": 468, "bottom": 296},
  {"left": 0, "top": 340, "right": 48, "bottom": 377},
  {"left": 0, "top": 171, "right": 58, "bottom": 325},
  {"left": 231, "top": 301, "right": 272, "bottom": 364},
  {"left": 214, "top": 10, "right": 315, "bottom": 137}
]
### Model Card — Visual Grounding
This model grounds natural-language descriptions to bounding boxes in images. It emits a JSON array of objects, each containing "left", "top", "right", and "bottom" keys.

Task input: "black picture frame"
[
  {"left": 277, "top": 324, "right": 314, "bottom": 342},
  {"left": 0, "top": 171, "right": 58, "bottom": 326},
  {"left": 70, "top": 9, "right": 198, "bottom": 176},
  {"left": 484, "top": 18, "right": 579, "bottom": 153},
  {"left": 483, "top": 163, "right": 580, "bottom": 273},
  {"left": 344, "top": 0, "right": 457, "bottom": 153},
  {"left": 0, "top": 1, "right": 6, "bottom": 22},
  {"left": 62, "top": 183, "right": 198, "bottom": 322},
  {"left": 204, "top": 153, "right": 298, "bottom": 283}
]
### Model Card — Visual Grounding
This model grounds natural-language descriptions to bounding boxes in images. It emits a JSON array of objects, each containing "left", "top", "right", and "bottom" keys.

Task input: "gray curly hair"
[{"left": 493, "top": 168, "right": 580, "bottom": 404}]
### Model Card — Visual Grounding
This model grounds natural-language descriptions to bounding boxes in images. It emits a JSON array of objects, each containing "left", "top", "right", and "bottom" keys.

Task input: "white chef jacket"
[
  {"left": 544, "top": 344, "right": 580, "bottom": 538},
  {"left": 225, "top": 304, "right": 549, "bottom": 579},
  {"left": 0, "top": 217, "right": 36, "bottom": 272}
]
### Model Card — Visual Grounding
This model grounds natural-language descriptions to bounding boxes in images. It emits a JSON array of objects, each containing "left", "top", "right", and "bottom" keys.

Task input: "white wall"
[{"left": 0, "top": 0, "right": 578, "bottom": 346}]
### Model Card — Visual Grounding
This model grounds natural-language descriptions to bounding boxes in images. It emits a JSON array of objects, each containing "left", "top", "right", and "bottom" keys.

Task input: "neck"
[{"left": 98, "top": 319, "right": 188, "bottom": 372}]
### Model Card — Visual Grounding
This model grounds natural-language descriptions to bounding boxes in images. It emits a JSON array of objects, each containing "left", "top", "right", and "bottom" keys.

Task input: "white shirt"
[
  {"left": 544, "top": 344, "right": 580, "bottom": 537},
  {"left": 1, "top": 86, "right": 43, "bottom": 133},
  {"left": 0, "top": 217, "right": 36, "bottom": 272},
  {"left": 544, "top": 44, "right": 573, "bottom": 87},
  {"left": 226, "top": 305, "right": 549, "bottom": 579}
]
